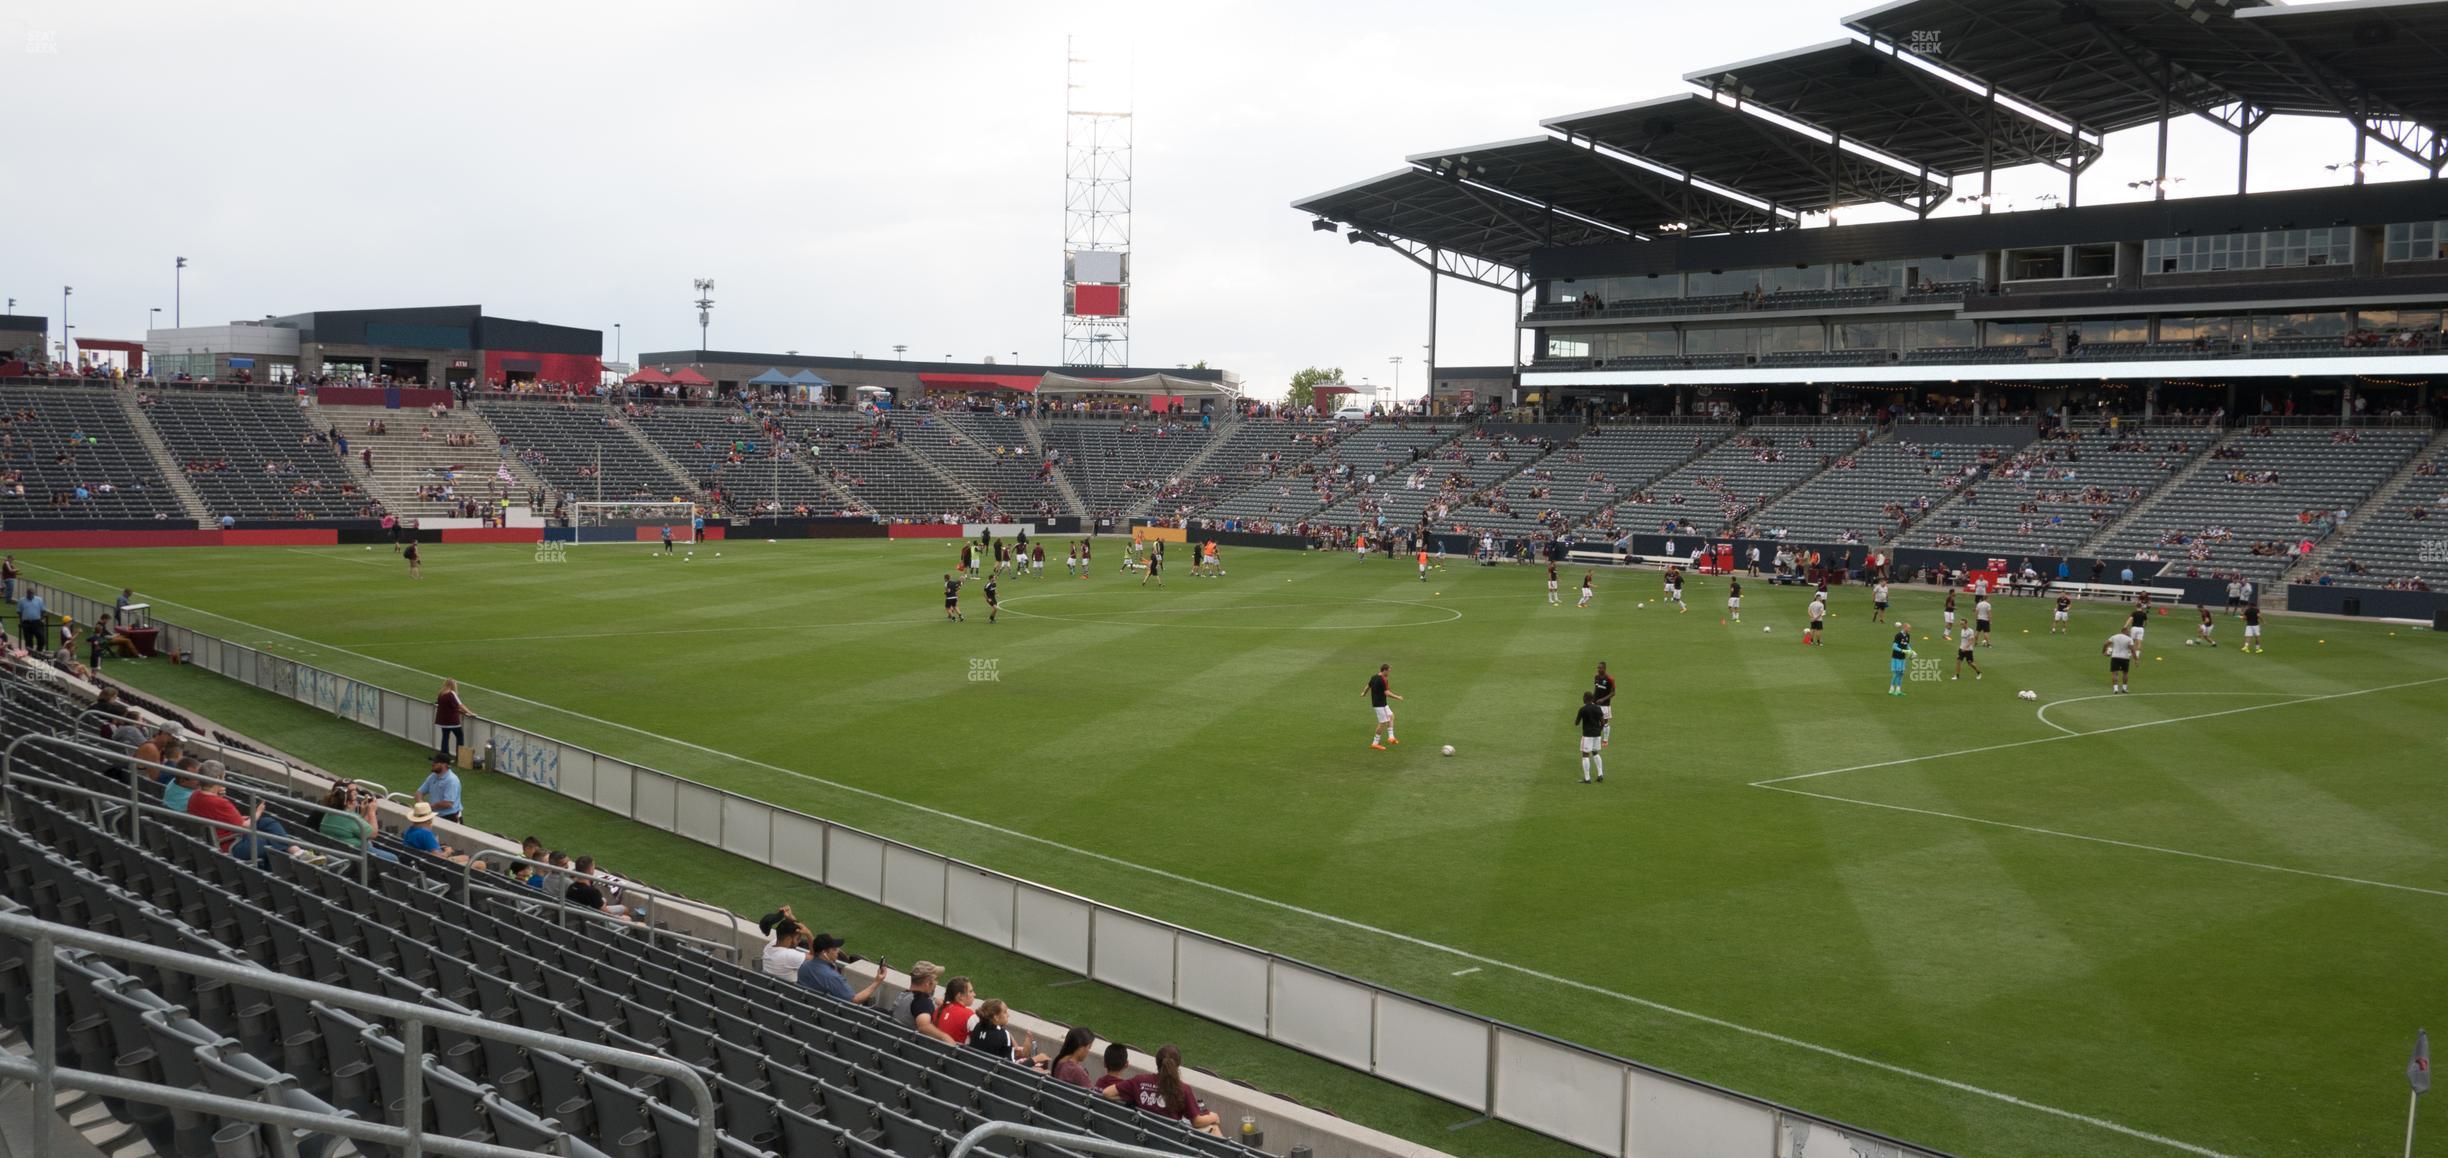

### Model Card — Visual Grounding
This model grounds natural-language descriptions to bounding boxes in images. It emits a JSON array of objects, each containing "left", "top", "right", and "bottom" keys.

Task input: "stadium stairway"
[
  {"left": 112, "top": 392, "right": 210, "bottom": 528},
  {"left": 1126, "top": 419, "right": 1246, "bottom": 519},
  {"left": 621, "top": 424, "right": 717, "bottom": 509},
  {"left": 2285, "top": 425, "right": 2448, "bottom": 583},
  {"left": 2073, "top": 426, "right": 2244, "bottom": 558},
  {"left": 324, "top": 403, "right": 548, "bottom": 520},
  {"left": 1711, "top": 423, "right": 1884, "bottom": 537}
]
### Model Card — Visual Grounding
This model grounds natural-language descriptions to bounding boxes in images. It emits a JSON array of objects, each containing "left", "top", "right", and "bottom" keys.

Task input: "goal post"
[{"left": 570, "top": 501, "right": 700, "bottom": 545}]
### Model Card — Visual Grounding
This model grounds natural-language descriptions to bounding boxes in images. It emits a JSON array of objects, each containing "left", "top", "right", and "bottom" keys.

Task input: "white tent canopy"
[{"left": 1034, "top": 372, "right": 1236, "bottom": 397}]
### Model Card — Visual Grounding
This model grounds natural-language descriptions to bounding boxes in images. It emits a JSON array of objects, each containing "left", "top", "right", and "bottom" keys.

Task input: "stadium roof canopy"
[
  {"left": 1540, "top": 94, "right": 1952, "bottom": 215},
  {"left": 1403, "top": 137, "right": 1783, "bottom": 236},
  {"left": 1845, "top": 0, "right": 2448, "bottom": 155},
  {"left": 1682, "top": 39, "right": 2102, "bottom": 178},
  {"left": 2237, "top": 0, "right": 2448, "bottom": 132},
  {"left": 1292, "top": 167, "right": 1630, "bottom": 287}
]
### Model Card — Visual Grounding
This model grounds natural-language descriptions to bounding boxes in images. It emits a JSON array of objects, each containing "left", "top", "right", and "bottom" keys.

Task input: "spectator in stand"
[
  {"left": 763, "top": 918, "right": 812, "bottom": 980},
  {"left": 1102, "top": 1044, "right": 1224, "bottom": 1135},
  {"left": 317, "top": 782, "right": 373, "bottom": 850},
  {"left": 756, "top": 904, "right": 797, "bottom": 938},
  {"left": 1095, "top": 1043, "right": 1131, "bottom": 1092},
  {"left": 188, "top": 774, "right": 294, "bottom": 862},
  {"left": 433, "top": 679, "right": 469, "bottom": 759},
  {"left": 1050, "top": 1027, "right": 1099, "bottom": 1089},
  {"left": 416, "top": 752, "right": 463, "bottom": 824},
  {"left": 891, "top": 962, "right": 956, "bottom": 1043},
  {"left": 401, "top": 802, "right": 458, "bottom": 860},
  {"left": 160, "top": 757, "right": 201, "bottom": 812},
  {"left": 796, "top": 933, "right": 883, "bottom": 1006},
  {"left": 566, "top": 855, "right": 641, "bottom": 921},
  {"left": 934, "top": 977, "right": 978, "bottom": 1044},
  {"left": 131, "top": 725, "right": 173, "bottom": 771},
  {"left": 968, "top": 1000, "right": 1050, "bottom": 1070}
]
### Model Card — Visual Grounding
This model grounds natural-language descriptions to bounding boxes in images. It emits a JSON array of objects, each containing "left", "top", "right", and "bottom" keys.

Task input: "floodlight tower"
[
  {"left": 692, "top": 279, "right": 716, "bottom": 352},
  {"left": 1062, "top": 36, "right": 1132, "bottom": 368}
]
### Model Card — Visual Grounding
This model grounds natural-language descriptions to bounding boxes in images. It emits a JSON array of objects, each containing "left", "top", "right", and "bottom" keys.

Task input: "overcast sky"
[{"left": 0, "top": 0, "right": 2404, "bottom": 400}]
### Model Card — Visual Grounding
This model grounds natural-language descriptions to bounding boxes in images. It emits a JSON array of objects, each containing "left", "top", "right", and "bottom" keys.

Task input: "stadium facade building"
[
  {"left": 0, "top": 314, "right": 47, "bottom": 362},
  {"left": 631, "top": 349, "right": 1242, "bottom": 406},
  {"left": 1298, "top": 0, "right": 2448, "bottom": 422},
  {"left": 146, "top": 305, "right": 601, "bottom": 387}
]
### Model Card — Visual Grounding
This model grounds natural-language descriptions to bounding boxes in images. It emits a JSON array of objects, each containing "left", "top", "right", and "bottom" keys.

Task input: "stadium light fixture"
[
  {"left": 692, "top": 278, "right": 716, "bottom": 352},
  {"left": 1311, "top": 218, "right": 1339, "bottom": 233}
]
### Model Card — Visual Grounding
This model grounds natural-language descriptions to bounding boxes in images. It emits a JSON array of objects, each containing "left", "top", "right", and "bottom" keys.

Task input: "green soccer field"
[{"left": 20, "top": 538, "right": 2448, "bottom": 1158}]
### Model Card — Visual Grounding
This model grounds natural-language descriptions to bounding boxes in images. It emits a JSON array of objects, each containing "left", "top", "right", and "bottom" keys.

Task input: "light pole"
[
  {"left": 692, "top": 279, "right": 716, "bottom": 352},
  {"left": 892, "top": 345, "right": 907, "bottom": 360},
  {"left": 174, "top": 257, "right": 186, "bottom": 326},
  {"left": 60, "top": 286, "right": 71, "bottom": 364},
  {"left": 150, "top": 307, "right": 161, "bottom": 333},
  {"left": 613, "top": 323, "right": 622, "bottom": 364},
  {"left": 1389, "top": 355, "right": 1403, "bottom": 398}
]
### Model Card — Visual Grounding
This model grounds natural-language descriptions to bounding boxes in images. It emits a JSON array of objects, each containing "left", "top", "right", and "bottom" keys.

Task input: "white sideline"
[{"left": 22, "top": 561, "right": 2234, "bottom": 1157}]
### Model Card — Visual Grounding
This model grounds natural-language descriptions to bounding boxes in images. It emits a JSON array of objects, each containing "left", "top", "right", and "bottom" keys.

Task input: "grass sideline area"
[{"left": 25, "top": 538, "right": 2448, "bottom": 1158}]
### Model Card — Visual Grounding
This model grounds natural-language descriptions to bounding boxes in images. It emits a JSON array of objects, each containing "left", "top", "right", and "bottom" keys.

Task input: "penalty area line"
[
  {"left": 15, "top": 559, "right": 2233, "bottom": 1157},
  {"left": 1752, "top": 675, "right": 2448, "bottom": 786}
]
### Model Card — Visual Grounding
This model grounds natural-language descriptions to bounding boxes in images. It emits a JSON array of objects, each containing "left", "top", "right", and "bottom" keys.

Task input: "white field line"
[
  {"left": 19, "top": 560, "right": 2236, "bottom": 1156},
  {"left": 1752, "top": 678, "right": 2448, "bottom": 898},
  {"left": 1753, "top": 677, "right": 2448, "bottom": 786}
]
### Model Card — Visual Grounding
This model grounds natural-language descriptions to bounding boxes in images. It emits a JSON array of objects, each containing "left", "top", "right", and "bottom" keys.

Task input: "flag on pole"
[{"left": 2413, "top": 1030, "right": 2431, "bottom": 1095}]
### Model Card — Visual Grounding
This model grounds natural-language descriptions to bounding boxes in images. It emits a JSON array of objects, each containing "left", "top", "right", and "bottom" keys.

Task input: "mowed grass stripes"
[{"left": 29, "top": 538, "right": 2448, "bottom": 1158}]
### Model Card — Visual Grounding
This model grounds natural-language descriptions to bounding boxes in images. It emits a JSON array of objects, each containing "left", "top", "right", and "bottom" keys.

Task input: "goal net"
[{"left": 570, "top": 501, "right": 700, "bottom": 545}]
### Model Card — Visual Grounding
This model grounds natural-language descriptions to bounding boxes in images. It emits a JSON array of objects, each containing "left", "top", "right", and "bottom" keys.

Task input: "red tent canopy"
[
  {"left": 919, "top": 372, "right": 1039, "bottom": 393},
  {"left": 624, "top": 366, "right": 674, "bottom": 385},
  {"left": 667, "top": 367, "right": 714, "bottom": 386}
]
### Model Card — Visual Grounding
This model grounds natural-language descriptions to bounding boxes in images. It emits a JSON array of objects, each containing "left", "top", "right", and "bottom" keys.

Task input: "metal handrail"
[
  {"left": 947, "top": 1120, "right": 1195, "bottom": 1158},
  {"left": 1, "top": 733, "right": 379, "bottom": 887},
  {"left": 0, "top": 909, "right": 717, "bottom": 1158},
  {"left": 455, "top": 870, "right": 737, "bottom": 959},
  {"left": 3, "top": 777, "right": 370, "bottom": 879},
  {"left": 452, "top": 849, "right": 741, "bottom": 961}
]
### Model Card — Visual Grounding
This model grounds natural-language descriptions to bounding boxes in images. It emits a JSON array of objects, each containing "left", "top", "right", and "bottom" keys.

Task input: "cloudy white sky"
[{"left": 0, "top": 0, "right": 2408, "bottom": 400}]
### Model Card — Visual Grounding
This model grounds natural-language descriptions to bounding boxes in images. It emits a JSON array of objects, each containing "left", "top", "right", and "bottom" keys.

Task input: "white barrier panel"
[
  {"left": 1013, "top": 885, "right": 1092, "bottom": 975},
  {"left": 881, "top": 844, "right": 947, "bottom": 923},
  {"left": 1627, "top": 1069, "right": 1773, "bottom": 1158},
  {"left": 720, "top": 795, "right": 771, "bottom": 863},
  {"left": 1268, "top": 964, "right": 1373, "bottom": 1070},
  {"left": 1090, "top": 910, "right": 1176, "bottom": 1003},
  {"left": 592, "top": 759, "right": 634, "bottom": 814},
  {"left": 828, "top": 829, "right": 886, "bottom": 902},
  {"left": 1373, "top": 994, "right": 1491, "bottom": 1111},
  {"left": 1173, "top": 935, "right": 1267, "bottom": 1036},
  {"left": 1494, "top": 1029, "right": 1625, "bottom": 1155},
  {"left": 944, "top": 868, "right": 1017, "bottom": 950},
  {"left": 673, "top": 779, "right": 723, "bottom": 845},
  {"left": 632, "top": 770, "right": 679, "bottom": 832},
  {"left": 557, "top": 748, "right": 596, "bottom": 804},
  {"left": 771, "top": 812, "right": 827, "bottom": 879}
]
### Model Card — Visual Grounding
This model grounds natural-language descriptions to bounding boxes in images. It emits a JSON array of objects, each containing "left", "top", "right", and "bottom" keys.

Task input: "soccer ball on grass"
[
  {"left": 2017, "top": 689, "right": 2039, "bottom": 701},
  {"left": 1441, "top": 745, "right": 1456, "bottom": 757},
  {"left": 1762, "top": 625, "right": 1772, "bottom": 632}
]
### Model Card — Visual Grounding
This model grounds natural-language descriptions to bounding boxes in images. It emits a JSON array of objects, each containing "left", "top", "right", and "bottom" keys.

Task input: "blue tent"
[
  {"left": 745, "top": 368, "right": 794, "bottom": 386},
  {"left": 787, "top": 370, "right": 831, "bottom": 387}
]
